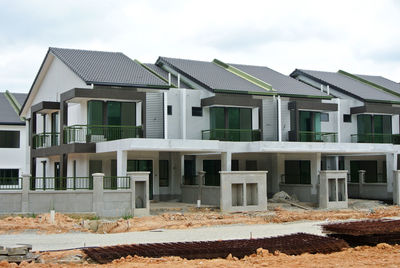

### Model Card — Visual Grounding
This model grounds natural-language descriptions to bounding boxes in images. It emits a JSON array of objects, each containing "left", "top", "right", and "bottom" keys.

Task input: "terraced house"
[{"left": 13, "top": 47, "right": 400, "bottom": 215}]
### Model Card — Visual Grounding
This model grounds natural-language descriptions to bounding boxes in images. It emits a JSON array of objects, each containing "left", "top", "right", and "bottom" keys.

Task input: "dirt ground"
[
  {"left": 1, "top": 205, "right": 400, "bottom": 234},
  {"left": 0, "top": 243, "right": 399, "bottom": 267}
]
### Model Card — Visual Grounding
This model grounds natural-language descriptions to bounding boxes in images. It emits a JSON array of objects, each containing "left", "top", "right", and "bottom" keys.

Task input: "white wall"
[{"left": 0, "top": 125, "right": 27, "bottom": 177}]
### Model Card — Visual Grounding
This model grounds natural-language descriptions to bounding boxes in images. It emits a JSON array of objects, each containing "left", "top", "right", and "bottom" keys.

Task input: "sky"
[{"left": 1, "top": 0, "right": 400, "bottom": 93}]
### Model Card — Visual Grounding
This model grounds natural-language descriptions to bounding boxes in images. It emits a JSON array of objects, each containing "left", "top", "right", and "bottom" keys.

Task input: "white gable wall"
[{"left": 27, "top": 56, "right": 90, "bottom": 117}]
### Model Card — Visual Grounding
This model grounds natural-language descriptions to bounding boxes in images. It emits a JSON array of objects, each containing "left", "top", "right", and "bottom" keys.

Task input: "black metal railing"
[
  {"left": 30, "top": 177, "right": 93, "bottom": 190},
  {"left": 103, "top": 176, "right": 130, "bottom": 190},
  {"left": 0, "top": 177, "right": 22, "bottom": 190},
  {"left": 351, "top": 133, "right": 400, "bottom": 144},
  {"left": 202, "top": 129, "right": 261, "bottom": 142}
]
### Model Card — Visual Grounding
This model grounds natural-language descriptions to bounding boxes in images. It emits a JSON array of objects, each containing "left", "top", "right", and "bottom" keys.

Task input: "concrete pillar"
[
  {"left": 92, "top": 173, "right": 104, "bottom": 217},
  {"left": 319, "top": 170, "right": 348, "bottom": 209},
  {"left": 180, "top": 89, "right": 186, "bottom": 139},
  {"left": 117, "top": 150, "right": 127, "bottom": 177},
  {"left": 163, "top": 91, "right": 168, "bottom": 139},
  {"left": 311, "top": 153, "right": 321, "bottom": 196},
  {"left": 337, "top": 99, "right": 341, "bottom": 143},
  {"left": 127, "top": 171, "right": 150, "bottom": 216},
  {"left": 271, "top": 153, "right": 284, "bottom": 193},
  {"left": 21, "top": 174, "right": 31, "bottom": 213},
  {"left": 277, "top": 96, "right": 282, "bottom": 142},
  {"left": 197, "top": 171, "right": 206, "bottom": 206},
  {"left": 386, "top": 153, "right": 397, "bottom": 193},
  {"left": 170, "top": 152, "right": 182, "bottom": 195},
  {"left": 358, "top": 170, "right": 365, "bottom": 198},
  {"left": 221, "top": 152, "right": 232, "bottom": 171},
  {"left": 393, "top": 170, "right": 400, "bottom": 205}
]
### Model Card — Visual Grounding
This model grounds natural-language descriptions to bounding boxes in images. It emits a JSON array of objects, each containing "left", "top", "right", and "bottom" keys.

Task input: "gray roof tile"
[
  {"left": 0, "top": 92, "right": 26, "bottom": 125},
  {"left": 294, "top": 69, "right": 400, "bottom": 102},
  {"left": 144, "top": 63, "right": 192, "bottom": 89},
  {"left": 50, "top": 47, "right": 168, "bottom": 88},
  {"left": 230, "top": 63, "right": 328, "bottom": 97},
  {"left": 357, "top": 74, "right": 400, "bottom": 95},
  {"left": 158, "top": 57, "right": 271, "bottom": 94}
]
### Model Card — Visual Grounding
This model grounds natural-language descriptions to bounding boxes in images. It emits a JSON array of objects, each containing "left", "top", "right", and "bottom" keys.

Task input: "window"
[
  {"left": 0, "top": 130, "right": 20, "bottom": 148},
  {"left": 350, "top": 160, "right": 378, "bottom": 183},
  {"left": 0, "top": 169, "right": 19, "bottom": 185},
  {"left": 159, "top": 160, "right": 169, "bottom": 187},
  {"left": 203, "top": 160, "right": 221, "bottom": 186},
  {"left": 231, "top": 160, "right": 239, "bottom": 171},
  {"left": 245, "top": 160, "right": 257, "bottom": 171},
  {"left": 357, "top": 114, "right": 392, "bottom": 143},
  {"left": 184, "top": 159, "right": 196, "bottom": 185},
  {"left": 343, "top": 114, "right": 351, "bottom": 123},
  {"left": 321, "top": 113, "right": 329, "bottom": 122},
  {"left": 167, "top": 105, "right": 172, "bottom": 115},
  {"left": 192, "top": 107, "right": 203, "bottom": 117},
  {"left": 284, "top": 160, "right": 311, "bottom": 184}
]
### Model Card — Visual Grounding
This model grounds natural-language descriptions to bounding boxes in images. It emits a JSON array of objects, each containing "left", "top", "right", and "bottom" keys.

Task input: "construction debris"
[
  {"left": 0, "top": 244, "right": 38, "bottom": 263},
  {"left": 83, "top": 233, "right": 349, "bottom": 264},
  {"left": 322, "top": 219, "right": 400, "bottom": 246}
]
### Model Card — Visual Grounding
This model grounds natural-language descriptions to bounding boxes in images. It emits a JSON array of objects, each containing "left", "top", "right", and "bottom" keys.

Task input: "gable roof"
[
  {"left": 157, "top": 57, "right": 330, "bottom": 98},
  {"left": 291, "top": 69, "right": 400, "bottom": 103},
  {"left": 229, "top": 63, "right": 329, "bottom": 98},
  {"left": 142, "top": 63, "right": 192, "bottom": 89},
  {"left": 157, "top": 57, "right": 275, "bottom": 95},
  {"left": 355, "top": 74, "right": 400, "bottom": 96},
  {"left": 0, "top": 92, "right": 27, "bottom": 125},
  {"left": 49, "top": 47, "right": 169, "bottom": 88}
]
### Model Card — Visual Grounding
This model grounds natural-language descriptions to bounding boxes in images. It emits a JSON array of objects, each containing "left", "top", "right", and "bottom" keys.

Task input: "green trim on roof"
[
  {"left": 4, "top": 91, "right": 24, "bottom": 121},
  {"left": 214, "top": 89, "right": 276, "bottom": 96},
  {"left": 134, "top": 59, "right": 176, "bottom": 88},
  {"left": 213, "top": 59, "right": 275, "bottom": 92},
  {"left": 338, "top": 70, "right": 400, "bottom": 98},
  {"left": 364, "top": 99, "right": 400, "bottom": 105}
]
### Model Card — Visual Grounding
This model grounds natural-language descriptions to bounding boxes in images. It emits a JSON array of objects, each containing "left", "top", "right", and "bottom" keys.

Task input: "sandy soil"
[
  {"left": 0, "top": 213, "right": 87, "bottom": 234},
  {"left": 1, "top": 206, "right": 400, "bottom": 234},
  {"left": 97, "top": 206, "right": 400, "bottom": 233},
  {"left": 0, "top": 243, "right": 399, "bottom": 267}
]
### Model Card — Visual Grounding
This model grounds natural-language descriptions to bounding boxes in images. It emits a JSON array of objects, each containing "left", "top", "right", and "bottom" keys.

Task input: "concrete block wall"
[{"left": 0, "top": 172, "right": 150, "bottom": 217}]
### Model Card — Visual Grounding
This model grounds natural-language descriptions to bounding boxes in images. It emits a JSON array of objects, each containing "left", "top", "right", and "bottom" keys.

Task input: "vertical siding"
[
  {"left": 262, "top": 98, "right": 277, "bottom": 141},
  {"left": 146, "top": 92, "right": 164, "bottom": 139},
  {"left": 281, "top": 99, "right": 291, "bottom": 141}
]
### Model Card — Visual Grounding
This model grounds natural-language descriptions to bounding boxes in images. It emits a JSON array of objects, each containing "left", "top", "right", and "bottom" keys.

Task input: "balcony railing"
[
  {"left": 30, "top": 177, "right": 93, "bottom": 190},
  {"left": 202, "top": 129, "right": 261, "bottom": 142},
  {"left": 0, "top": 177, "right": 22, "bottom": 190},
  {"left": 298, "top": 131, "right": 337, "bottom": 142},
  {"left": 351, "top": 133, "right": 400, "bottom": 144},
  {"left": 64, "top": 125, "right": 143, "bottom": 144},
  {"left": 103, "top": 176, "right": 130, "bottom": 190},
  {"left": 32, "top": 132, "right": 60, "bottom": 149}
]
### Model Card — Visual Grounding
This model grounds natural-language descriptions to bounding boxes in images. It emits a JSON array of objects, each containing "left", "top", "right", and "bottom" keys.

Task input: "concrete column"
[
  {"left": 393, "top": 170, "right": 400, "bottom": 205},
  {"left": 170, "top": 152, "right": 182, "bottom": 196},
  {"left": 117, "top": 150, "right": 127, "bottom": 177},
  {"left": 386, "top": 153, "right": 397, "bottom": 193},
  {"left": 163, "top": 91, "right": 168, "bottom": 139},
  {"left": 277, "top": 96, "right": 282, "bottom": 142},
  {"left": 197, "top": 171, "right": 206, "bottom": 206},
  {"left": 92, "top": 173, "right": 104, "bottom": 217},
  {"left": 21, "top": 174, "right": 31, "bottom": 213},
  {"left": 358, "top": 170, "right": 365, "bottom": 198},
  {"left": 180, "top": 89, "right": 186, "bottom": 139},
  {"left": 311, "top": 153, "right": 321, "bottom": 196},
  {"left": 337, "top": 99, "right": 341, "bottom": 143},
  {"left": 221, "top": 152, "right": 232, "bottom": 171}
]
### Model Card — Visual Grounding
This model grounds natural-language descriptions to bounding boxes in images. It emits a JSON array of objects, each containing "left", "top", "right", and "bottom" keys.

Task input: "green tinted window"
[
  {"left": 121, "top": 102, "right": 136, "bottom": 126},
  {"left": 159, "top": 160, "right": 169, "bottom": 187},
  {"left": 284, "top": 160, "right": 311, "bottom": 184},
  {"left": 227, "top": 108, "right": 240, "bottom": 129},
  {"left": 210, "top": 107, "right": 225, "bottom": 129},
  {"left": 203, "top": 160, "right": 221, "bottom": 186},
  {"left": 240, "top": 108, "right": 252, "bottom": 129},
  {"left": 0, "top": 131, "right": 20, "bottom": 148},
  {"left": 87, "top": 101, "right": 103, "bottom": 125},
  {"left": 107, "top": 102, "right": 121, "bottom": 125}
]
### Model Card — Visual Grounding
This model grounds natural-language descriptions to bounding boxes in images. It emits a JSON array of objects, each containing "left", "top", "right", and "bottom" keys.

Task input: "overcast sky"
[{"left": 1, "top": 0, "right": 400, "bottom": 93}]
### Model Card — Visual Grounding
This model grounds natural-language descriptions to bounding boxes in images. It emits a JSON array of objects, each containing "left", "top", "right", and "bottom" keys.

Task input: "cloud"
[{"left": 1, "top": 0, "right": 400, "bottom": 92}]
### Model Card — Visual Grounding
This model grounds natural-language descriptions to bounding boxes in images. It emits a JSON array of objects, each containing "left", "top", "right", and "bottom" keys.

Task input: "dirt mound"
[{"left": 0, "top": 213, "right": 87, "bottom": 234}]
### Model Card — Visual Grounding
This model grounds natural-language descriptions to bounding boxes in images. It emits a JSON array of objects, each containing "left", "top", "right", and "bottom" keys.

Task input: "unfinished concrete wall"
[
  {"left": 319, "top": 170, "right": 348, "bottom": 209},
  {"left": 180, "top": 185, "right": 220, "bottom": 206},
  {"left": 219, "top": 171, "right": 267, "bottom": 212},
  {"left": 0, "top": 172, "right": 150, "bottom": 217}
]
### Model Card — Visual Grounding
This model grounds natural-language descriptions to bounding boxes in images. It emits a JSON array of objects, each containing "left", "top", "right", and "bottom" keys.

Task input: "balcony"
[
  {"left": 298, "top": 131, "right": 337, "bottom": 143},
  {"left": 351, "top": 133, "right": 400, "bottom": 144},
  {"left": 64, "top": 125, "right": 143, "bottom": 144},
  {"left": 201, "top": 129, "right": 261, "bottom": 142},
  {"left": 32, "top": 132, "right": 60, "bottom": 149}
]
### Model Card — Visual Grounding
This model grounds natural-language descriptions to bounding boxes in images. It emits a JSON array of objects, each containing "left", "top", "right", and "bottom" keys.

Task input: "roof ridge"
[{"left": 49, "top": 47, "right": 123, "bottom": 55}]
